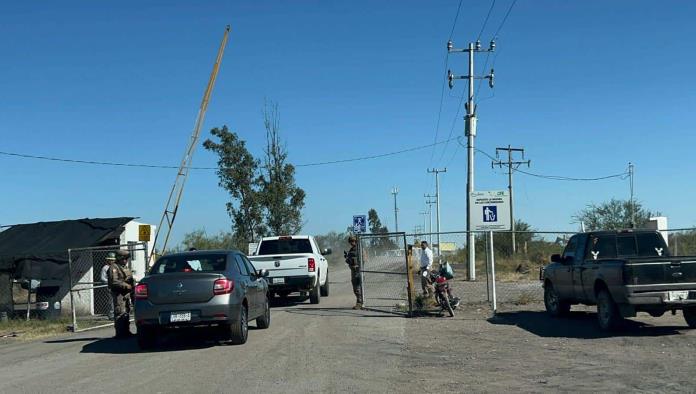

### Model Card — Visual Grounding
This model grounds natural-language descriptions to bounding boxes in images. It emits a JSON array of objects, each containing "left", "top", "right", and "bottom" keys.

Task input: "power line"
[
  {"left": 448, "top": 0, "right": 464, "bottom": 40},
  {"left": 428, "top": 0, "right": 464, "bottom": 177},
  {"left": 477, "top": 0, "right": 497, "bottom": 41},
  {"left": 492, "top": 0, "right": 518, "bottom": 38},
  {"left": 468, "top": 143, "right": 630, "bottom": 181},
  {"left": 476, "top": 0, "right": 517, "bottom": 103},
  {"left": 0, "top": 137, "right": 459, "bottom": 170},
  {"left": 513, "top": 168, "right": 628, "bottom": 182}
]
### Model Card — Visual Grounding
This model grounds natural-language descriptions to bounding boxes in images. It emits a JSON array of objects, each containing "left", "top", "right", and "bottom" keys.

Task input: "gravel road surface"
[{"left": 1, "top": 265, "right": 695, "bottom": 393}]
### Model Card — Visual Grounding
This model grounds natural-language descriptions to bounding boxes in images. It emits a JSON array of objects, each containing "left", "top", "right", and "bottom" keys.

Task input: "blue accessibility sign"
[
  {"left": 483, "top": 206, "right": 497, "bottom": 222},
  {"left": 353, "top": 215, "right": 367, "bottom": 233}
]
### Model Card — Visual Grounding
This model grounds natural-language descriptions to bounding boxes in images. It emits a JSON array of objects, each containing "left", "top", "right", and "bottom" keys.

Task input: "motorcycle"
[{"left": 428, "top": 268, "right": 460, "bottom": 317}]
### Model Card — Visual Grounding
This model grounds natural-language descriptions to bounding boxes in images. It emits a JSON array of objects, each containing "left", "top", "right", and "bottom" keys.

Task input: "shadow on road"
[
  {"left": 488, "top": 311, "right": 685, "bottom": 338},
  {"left": 44, "top": 337, "right": 101, "bottom": 344},
  {"left": 270, "top": 295, "right": 310, "bottom": 308},
  {"left": 284, "top": 307, "right": 403, "bottom": 318},
  {"left": 78, "top": 326, "right": 253, "bottom": 354}
]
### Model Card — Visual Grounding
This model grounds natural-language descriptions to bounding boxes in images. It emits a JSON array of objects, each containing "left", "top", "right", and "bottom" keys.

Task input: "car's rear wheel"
[
  {"left": 597, "top": 289, "right": 623, "bottom": 331},
  {"left": 309, "top": 276, "right": 321, "bottom": 304},
  {"left": 544, "top": 282, "right": 570, "bottom": 317},
  {"left": 320, "top": 270, "right": 330, "bottom": 297},
  {"left": 229, "top": 304, "right": 248, "bottom": 345},
  {"left": 256, "top": 295, "right": 271, "bottom": 329},
  {"left": 683, "top": 307, "right": 696, "bottom": 328},
  {"left": 136, "top": 325, "right": 157, "bottom": 350}
]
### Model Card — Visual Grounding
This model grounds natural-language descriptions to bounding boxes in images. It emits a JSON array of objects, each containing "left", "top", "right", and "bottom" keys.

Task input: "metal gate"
[
  {"left": 357, "top": 232, "right": 413, "bottom": 316},
  {"left": 67, "top": 243, "right": 147, "bottom": 332}
]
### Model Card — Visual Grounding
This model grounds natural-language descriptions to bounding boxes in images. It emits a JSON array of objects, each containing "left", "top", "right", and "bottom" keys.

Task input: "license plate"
[
  {"left": 170, "top": 311, "right": 191, "bottom": 322},
  {"left": 668, "top": 291, "right": 689, "bottom": 301},
  {"left": 273, "top": 277, "right": 285, "bottom": 284}
]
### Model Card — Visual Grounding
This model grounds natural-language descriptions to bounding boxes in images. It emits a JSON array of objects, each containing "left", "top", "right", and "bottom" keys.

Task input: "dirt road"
[{"left": 1, "top": 266, "right": 695, "bottom": 393}]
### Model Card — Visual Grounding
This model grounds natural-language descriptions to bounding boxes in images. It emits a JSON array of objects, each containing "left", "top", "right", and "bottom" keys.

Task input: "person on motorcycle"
[{"left": 419, "top": 241, "right": 434, "bottom": 297}]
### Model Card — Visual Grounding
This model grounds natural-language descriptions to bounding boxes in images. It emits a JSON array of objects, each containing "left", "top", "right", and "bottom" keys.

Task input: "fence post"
[
  {"left": 25, "top": 271, "right": 31, "bottom": 321},
  {"left": 488, "top": 231, "right": 497, "bottom": 314},
  {"left": 68, "top": 249, "right": 77, "bottom": 332},
  {"left": 357, "top": 235, "right": 365, "bottom": 308},
  {"left": 404, "top": 236, "right": 414, "bottom": 316},
  {"left": 485, "top": 232, "right": 490, "bottom": 304}
]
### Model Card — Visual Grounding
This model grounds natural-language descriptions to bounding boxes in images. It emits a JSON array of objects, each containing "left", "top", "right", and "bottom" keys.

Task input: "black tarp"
[{"left": 0, "top": 217, "right": 133, "bottom": 280}]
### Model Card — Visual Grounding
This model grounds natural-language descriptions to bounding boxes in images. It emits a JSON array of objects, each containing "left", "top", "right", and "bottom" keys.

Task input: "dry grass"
[{"left": 0, "top": 317, "right": 72, "bottom": 341}]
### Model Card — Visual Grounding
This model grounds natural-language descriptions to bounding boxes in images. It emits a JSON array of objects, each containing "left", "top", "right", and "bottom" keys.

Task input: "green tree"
[
  {"left": 573, "top": 198, "right": 660, "bottom": 231},
  {"left": 367, "top": 208, "right": 388, "bottom": 235},
  {"left": 260, "top": 100, "right": 306, "bottom": 235},
  {"left": 203, "top": 126, "right": 266, "bottom": 244},
  {"left": 315, "top": 230, "right": 351, "bottom": 266},
  {"left": 179, "top": 229, "right": 236, "bottom": 251},
  {"left": 367, "top": 208, "right": 397, "bottom": 250}
]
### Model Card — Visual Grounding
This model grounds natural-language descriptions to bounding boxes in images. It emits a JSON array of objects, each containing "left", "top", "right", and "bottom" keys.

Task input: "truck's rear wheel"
[
  {"left": 683, "top": 307, "right": 696, "bottom": 328},
  {"left": 309, "top": 276, "right": 321, "bottom": 304},
  {"left": 544, "top": 283, "right": 570, "bottom": 317},
  {"left": 320, "top": 271, "right": 330, "bottom": 297},
  {"left": 597, "top": 289, "right": 623, "bottom": 331}
]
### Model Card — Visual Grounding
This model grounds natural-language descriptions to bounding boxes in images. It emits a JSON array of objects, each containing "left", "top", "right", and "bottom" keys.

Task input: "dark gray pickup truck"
[{"left": 542, "top": 230, "right": 696, "bottom": 330}]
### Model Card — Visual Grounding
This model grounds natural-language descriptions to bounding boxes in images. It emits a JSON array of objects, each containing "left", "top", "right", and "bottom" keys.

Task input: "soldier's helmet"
[
  {"left": 116, "top": 250, "right": 130, "bottom": 260},
  {"left": 348, "top": 235, "right": 357, "bottom": 243},
  {"left": 105, "top": 252, "right": 116, "bottom": 262}
]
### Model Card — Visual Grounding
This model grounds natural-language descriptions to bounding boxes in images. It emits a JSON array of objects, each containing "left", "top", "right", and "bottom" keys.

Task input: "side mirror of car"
[
  {"left": 322, "top": 248, "right": 332, "bottom": 256},
  {"left": 551, "top": 254, "right": 564, "bottom": 264},
  {"left": 257, "top": 269, "right": 270, "bottom": 278}
]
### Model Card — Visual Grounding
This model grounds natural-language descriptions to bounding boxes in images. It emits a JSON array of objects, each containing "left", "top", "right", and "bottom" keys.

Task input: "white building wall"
[{"left": 120, "top": 220, "right": 155, "bottom": 281}]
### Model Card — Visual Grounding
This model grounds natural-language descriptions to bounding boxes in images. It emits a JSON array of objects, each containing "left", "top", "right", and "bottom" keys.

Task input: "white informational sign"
[
  {"left": 469, "top": 190, "right": 511, "bottom": 231},
  {"left": 353, "top": 215, "right": 367, "bottom": 234}
]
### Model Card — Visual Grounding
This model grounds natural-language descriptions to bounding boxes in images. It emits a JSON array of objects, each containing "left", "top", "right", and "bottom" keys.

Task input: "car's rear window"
[
  {"left": 258, "top": 239, "right": 312, "bottom": 255},
  {"left": 151, "top": 254, "right": 227, "bottom": 274}
]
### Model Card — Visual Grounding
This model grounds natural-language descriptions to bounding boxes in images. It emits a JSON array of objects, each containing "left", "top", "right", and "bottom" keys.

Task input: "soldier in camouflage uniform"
[
  {"left": 107, "top": 250, "right": 135, "bottom": 338},
  {"left": 345, "top": 235, "right": 364, "bottom": 310}
]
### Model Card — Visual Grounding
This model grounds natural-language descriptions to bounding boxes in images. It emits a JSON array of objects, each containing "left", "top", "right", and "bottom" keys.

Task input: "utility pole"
[
  {"left": 428, "top": 168, "right": 447, "bottom": 257},
  {"left": 629, "top": 162, "right": 635, "bottom": 228},
  {"left": 391, "top": 187, "right": 399, "bottom": 232},
  {"left": 419, "top": 212, "right": 428, "bottom": 243},
  {"left": 447, "top": 39, "right": 495, "bottom": 280},
  {"left": 492, "top": 145, "right": 530, "bottom": 254},
  {"left": 425, "top": 194, "right": 437, "bottom": 250}
]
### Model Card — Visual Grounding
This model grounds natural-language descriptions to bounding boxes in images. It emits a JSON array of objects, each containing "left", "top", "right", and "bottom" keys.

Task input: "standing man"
[
  {"left": 420, "top": 241, "right": 434, "bottom": 296},
  {"left": 344, "top": 235, "right": 364, "bottom": 310},
  {"left": 107, "top": 250, "right": 135, "bottom": 338},
  {"left": 100, "top": 252, "right": 116, "bottom": 320}
]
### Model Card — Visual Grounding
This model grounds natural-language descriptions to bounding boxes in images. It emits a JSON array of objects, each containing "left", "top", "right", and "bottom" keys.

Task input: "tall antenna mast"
[{"left": 149, "top": 25, "right": 231, "bottom": 264}]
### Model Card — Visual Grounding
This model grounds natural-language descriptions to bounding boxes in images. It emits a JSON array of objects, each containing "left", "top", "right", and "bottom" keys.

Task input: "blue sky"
[{"left": 1, "top": 1, "right": 695, "bottom": 246}]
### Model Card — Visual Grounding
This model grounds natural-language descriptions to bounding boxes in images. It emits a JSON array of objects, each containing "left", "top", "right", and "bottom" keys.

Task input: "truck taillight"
[
  {"left": 214, "top": 278, "right": 234, "bottom": 295},
  {"left": 135, "top": 283, "right": 148, "bottom": 300},
  {"left": 308, "top": 258, "right": 316, "bottom": 272}
]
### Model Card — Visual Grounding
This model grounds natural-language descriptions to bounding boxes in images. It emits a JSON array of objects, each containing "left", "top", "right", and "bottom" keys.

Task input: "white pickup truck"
[{"left": 248, "top": 235, "right": 331, "bottom": 304}]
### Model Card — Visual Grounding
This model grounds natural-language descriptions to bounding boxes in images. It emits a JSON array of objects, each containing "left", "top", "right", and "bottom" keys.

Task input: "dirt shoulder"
[{"left": 403, "top": 302, "right": 696, "bottom": 393}]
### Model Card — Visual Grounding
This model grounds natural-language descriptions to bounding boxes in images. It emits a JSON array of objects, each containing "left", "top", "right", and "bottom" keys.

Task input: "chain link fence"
[
  {"left": 406, "top": 230, "right": 576, "bottom": 313},
  {"left": 356, "top": 228, "right": 695, "bottom": 317},
  {"left": 67, "top": 243, "right": 147, "bottom": 332},
  {"left": 357, "top": 233, "right": 413, "bottom": 315}
]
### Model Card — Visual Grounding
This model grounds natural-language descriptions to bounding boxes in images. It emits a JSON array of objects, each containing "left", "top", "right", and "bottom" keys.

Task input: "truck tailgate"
[
  {"left": 624, "top": 257, "right": 696, "bottom": 286},
  {"left": 249, "top": 254, "right": 313, "bottom": 277}
]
